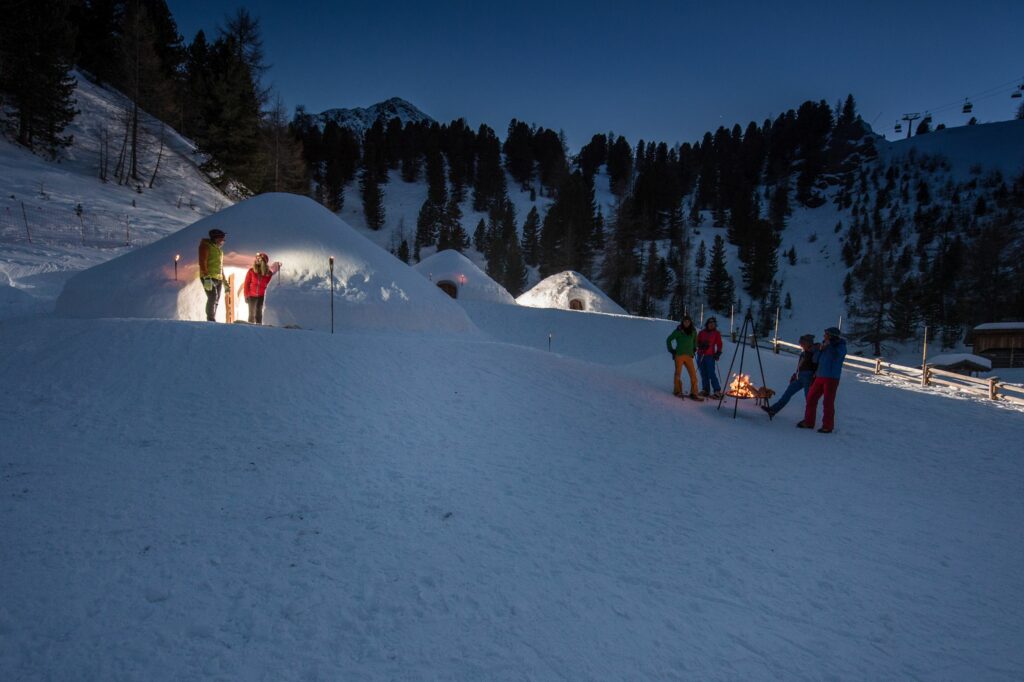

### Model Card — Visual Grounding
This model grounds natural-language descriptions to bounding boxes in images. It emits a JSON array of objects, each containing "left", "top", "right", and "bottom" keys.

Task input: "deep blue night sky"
[{"left": 167, "top": 0, "right": 1024, "bottom": 148}]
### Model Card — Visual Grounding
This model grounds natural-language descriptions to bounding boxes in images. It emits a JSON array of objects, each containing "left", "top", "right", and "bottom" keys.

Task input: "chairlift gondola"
[
  {"left": 962, "top": 99, "right": 973, "bottom": 114},
  {"left": 1012, "top": 86, "right": 1022, "bottom": 100},
  {"left": 894, "top": 122, "right": 902, "bottom": 134},
  {"left": 923, "top": 112, "right": 933, "bottom": 124}
]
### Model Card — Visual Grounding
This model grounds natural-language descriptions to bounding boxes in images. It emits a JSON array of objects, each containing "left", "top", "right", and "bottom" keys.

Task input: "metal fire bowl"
[{"left": 725, "top": 391, "right": 756, "bottom": 399}]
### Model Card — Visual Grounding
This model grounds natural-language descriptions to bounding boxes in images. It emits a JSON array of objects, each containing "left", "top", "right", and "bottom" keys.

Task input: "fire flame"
[{"left": 728, "top": 373, "right": 758, "bottom": 398}]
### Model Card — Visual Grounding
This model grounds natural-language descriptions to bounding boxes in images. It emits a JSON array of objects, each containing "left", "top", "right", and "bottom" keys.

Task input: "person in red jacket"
[
  {"left": 238, "top": 253, "right": 281, "bottom": 325},
  {"left": 696, "top": 316, "right": 724, "bottom": 398}
]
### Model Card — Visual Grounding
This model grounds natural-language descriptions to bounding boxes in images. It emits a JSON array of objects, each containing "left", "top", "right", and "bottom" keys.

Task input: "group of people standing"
[
  {"left": 197, "top": 228, "right": 281, "bottom": 324},
  {"left": 666, "top": 316, "right": 848, "bottom": 433},
  {"left": 666, "top": 315, "right": 725, "bottom": 401}
]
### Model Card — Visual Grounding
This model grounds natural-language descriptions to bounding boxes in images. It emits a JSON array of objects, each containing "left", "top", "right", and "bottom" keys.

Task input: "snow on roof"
[
  {"left": 928, "top": 353, "right": 992, "bottom": 370},
  {"left": 55, "top": 193, "right": 475, "bottom": 333},
  {"left": 516, "top": 271, "right": 627, "bottom": 315},
  {"left": 413, "top": 249, "right": 515, "bottom": 304},
  {"left": 973, "top": 322, "right": 1024, "bottom": 331}
]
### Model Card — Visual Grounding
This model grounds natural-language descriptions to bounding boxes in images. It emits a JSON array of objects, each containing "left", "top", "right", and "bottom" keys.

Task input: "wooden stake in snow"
[
  {"left": 329, "top": 256, "right": 335, "bottom": 334},
  {"left": 921, "top": 326, "right": 929, "bottom": 387},
  {"left": 20, "top": 202, "right": 31, "bottom": 243}
]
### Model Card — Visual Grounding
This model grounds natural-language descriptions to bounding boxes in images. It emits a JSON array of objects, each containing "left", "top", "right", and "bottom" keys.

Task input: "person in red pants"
[{"left": 798, "top": 326, "right": 846, "bottom": 433}]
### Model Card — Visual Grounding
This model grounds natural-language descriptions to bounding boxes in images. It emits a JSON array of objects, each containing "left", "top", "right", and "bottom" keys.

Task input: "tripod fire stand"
[{"left": 717, "top": 310, "right": 772, "bottom": 420}]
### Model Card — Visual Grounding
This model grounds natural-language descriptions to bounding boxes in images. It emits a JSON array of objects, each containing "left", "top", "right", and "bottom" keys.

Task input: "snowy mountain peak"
[{"left": 317, "top": 97, "right": 434, "bottom": 136}]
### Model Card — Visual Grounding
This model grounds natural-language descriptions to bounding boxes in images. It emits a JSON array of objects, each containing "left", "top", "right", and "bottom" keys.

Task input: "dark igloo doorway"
[{"left": 437, "top": 280, "right": 458, "bottom": 299}]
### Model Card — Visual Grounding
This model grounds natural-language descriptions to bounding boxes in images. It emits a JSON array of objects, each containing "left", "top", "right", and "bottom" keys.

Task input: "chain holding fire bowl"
[{"left": 717, "top": 311, "right": 774, "bottom": 418}]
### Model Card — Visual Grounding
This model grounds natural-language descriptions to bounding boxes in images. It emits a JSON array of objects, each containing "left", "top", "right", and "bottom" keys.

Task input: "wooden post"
[
  {"left": 773, "top": 307, "right": 780, "bottom": 354},
  {"left": 699, "top": 303, "right": 704, "bottom": 325},
  {"left": 225, "top": 273, "right": 236, "bottom": 323},
  {"left": 838, "top": 315, "right": 843, "bottom": 332},
  {"left": 988, "top": 377, "right": 998, "bottom": 401},
  {"left": 20, "top": 202, "right": 31, "bottom": 243},
  {"left": 921, "top": 326, "right": 929, "bottom": 387},
  {"left": 329, "top": 256, "right": 335, "bottom": 334},
  {"left": 874, "top": 357, "right": 882, "bottom": 375},
  {"left": 548, "top": 332, "right": 552, "bottom": 352}
]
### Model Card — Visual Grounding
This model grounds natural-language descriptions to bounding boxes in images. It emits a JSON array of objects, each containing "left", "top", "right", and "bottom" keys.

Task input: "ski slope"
[{"left": 1, "top": 306, "right": 1021, "bottom": 680}]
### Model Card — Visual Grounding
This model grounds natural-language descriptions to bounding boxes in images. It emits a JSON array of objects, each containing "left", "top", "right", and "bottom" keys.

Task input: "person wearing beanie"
[
  {"left": 696, "top": 316, "right": 724, "bottom": 399},
  {"left": 798, "top": 327, "right": 847, "bottom": 433},
  {"left": 762, "top": 334, "right": 819, "bottom": 417},
  {"left": 237, "top": 252, "right": 282, "bottom": 325},
  {"left": 666, "top": 315, "right": 702, "bottom": 400},
  {"left": 198, "top": 228, "right": 226, "bottom": 321}
]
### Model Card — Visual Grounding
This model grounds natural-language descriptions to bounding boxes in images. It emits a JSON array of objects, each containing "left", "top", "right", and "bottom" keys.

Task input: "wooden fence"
[{"left": 767, "top": 338, "right": 1024, "bottom": 407}]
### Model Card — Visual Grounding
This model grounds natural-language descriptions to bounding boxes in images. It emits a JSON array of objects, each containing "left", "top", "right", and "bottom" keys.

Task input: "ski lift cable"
[{"left": 919, "top": 78, "right": 1023, "bottom": 115}]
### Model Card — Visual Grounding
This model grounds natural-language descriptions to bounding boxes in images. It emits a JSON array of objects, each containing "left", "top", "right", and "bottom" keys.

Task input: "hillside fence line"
[{"left": 0, "top": 198, "right": 136, "bottom": 248}]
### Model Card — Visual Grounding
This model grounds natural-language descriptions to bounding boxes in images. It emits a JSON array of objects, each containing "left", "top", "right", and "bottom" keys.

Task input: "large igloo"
[
  {"left": 413, "top": 249, "right": 516, "bottom": 304},
  {"left": 55, "top": 193, "right": 475, "bottom": 333},
  {"left": 516, "top": 271, "right": 627, "bottom": 315}
]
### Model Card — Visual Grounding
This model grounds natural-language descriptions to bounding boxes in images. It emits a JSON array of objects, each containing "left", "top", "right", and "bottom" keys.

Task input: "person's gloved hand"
[
  {"left": 790, "top": 373, "right": 797, "bottom": 383},
  {"left": 270, "top": 261, "right": 281, "bottom": 274},
  {"left": 201, "top": 278, "right": 213, "bottom": 292},
  {"left": 714, "top": 351, "right": 721, "bottom": 361}
]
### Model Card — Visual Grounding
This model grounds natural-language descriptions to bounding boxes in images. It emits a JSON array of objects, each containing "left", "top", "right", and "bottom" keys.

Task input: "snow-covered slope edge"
[{"left": 0, "top": 71, "right": 232, "bottom": 299}]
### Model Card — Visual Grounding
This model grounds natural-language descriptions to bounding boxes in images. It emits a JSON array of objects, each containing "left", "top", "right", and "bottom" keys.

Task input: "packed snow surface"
[
  {"left": 516, "top": 270, "right": 627, "bottom": 315},
  {"left": 55, "top": 193, "right": 475, "bottom": 333},
  {"left": 413, "top": 249, "right": 515, "bottom": 304},
  {"left": 1, "top": 304, "right": 1021, "bottom": 679}
]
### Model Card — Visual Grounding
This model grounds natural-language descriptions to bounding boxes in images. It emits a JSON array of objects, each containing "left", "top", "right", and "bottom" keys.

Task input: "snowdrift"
[
  {"left": 516, "top": 270, "right": 627, "bottom": 315},
  {"left": 413, "top": 249, "right": 515, "bottom": 304},
  {"left": 54, "top": 193, "right": 476, "bottom": 333}
]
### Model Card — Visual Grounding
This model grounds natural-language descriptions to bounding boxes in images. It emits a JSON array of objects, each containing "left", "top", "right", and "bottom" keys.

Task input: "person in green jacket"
[
  {"left": 666, "top": 315, "right": 702, "bottom": 400},
  {"left": 198, "top": 228, "right": 226, "bottom": 321}
]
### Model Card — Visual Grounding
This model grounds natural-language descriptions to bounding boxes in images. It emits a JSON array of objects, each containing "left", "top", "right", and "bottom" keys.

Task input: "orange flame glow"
[{"left": 728, "top": 373, "right": 758, "bottom": 398}]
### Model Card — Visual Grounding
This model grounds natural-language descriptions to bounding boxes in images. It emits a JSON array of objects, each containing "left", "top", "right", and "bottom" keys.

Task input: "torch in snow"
[
  {"left": 174, "top": 253, "right": 180, "bottom": 281},
  {"left": 329, "top": 256, "right": 335, "bottom": 334}
]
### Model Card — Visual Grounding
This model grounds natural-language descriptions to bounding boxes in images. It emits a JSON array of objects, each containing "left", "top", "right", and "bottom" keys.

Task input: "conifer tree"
[
  {"left": 360, "top": 166, "right": 385, "bottom": 230},
  {"left": 0, "top": 0, "right": 78, "bottom": 155},
  {"left": 520, "top": 205, "right": 540, "bottom": 267},
  {"left": 704, "top": 235, "right": 735, "bottom": 313}
]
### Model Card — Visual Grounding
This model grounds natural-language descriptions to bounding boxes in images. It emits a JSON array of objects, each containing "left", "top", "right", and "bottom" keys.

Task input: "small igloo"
[
  {"left": 413, "top": 250, "right": 516, "bottom": 304},
  {"left": 55, "top": 193, "right": 475, "bottom": 334},
  {"left": 516, "top": 271, "right": 627, "bottom": 315}
]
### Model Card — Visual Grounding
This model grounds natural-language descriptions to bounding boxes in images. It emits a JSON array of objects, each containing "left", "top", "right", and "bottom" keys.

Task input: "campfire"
[
  {"left": 726, "top": 373, "right": 758, "bottom": 398},
  {"left": 725, "top": 373, "right": 774, "bottom": 402}
]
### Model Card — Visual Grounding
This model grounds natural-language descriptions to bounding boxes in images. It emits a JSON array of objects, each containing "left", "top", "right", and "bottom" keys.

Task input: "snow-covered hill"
[
  {"left": 317, "top": 97, "right": 434, "bottom": 137},
  {"left": 0, "top": 71, "right": 232, "bottom": 300}
]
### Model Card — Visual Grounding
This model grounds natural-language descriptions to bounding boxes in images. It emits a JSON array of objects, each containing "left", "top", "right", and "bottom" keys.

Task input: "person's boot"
[
  {"left": 796, "top": 421, "right": 813, "bottom": 429},
  {"left": 817, "top": 427, "right": 833, "bottom": 434}
]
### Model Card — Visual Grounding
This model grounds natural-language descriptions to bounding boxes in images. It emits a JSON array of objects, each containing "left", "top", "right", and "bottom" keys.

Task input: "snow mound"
[
  {"left": 516, "top": 271, "right": 627, "bottom": 315},
  {"left": 54, "top": 193, "right": 475, "bottom": 333},
  {"left": 413, "top": 249, "right": 515, "bottom": 304}
]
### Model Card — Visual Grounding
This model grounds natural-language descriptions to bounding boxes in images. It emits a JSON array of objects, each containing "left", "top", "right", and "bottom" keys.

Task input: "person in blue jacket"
[
  {"left": 798, "top": 326, "right": 847, "bottom": 433},
  {"left": 762, "top": 334, "right": 819, "bottom": 417}
]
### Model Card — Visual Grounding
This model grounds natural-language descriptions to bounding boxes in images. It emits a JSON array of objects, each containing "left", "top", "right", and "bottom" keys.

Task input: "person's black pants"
[
  {"left": 204, "top": 279, "right": 222, "bottom": 321},
  {"left": 247, "top": 296, "right": 265, "bottom": 324}
]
